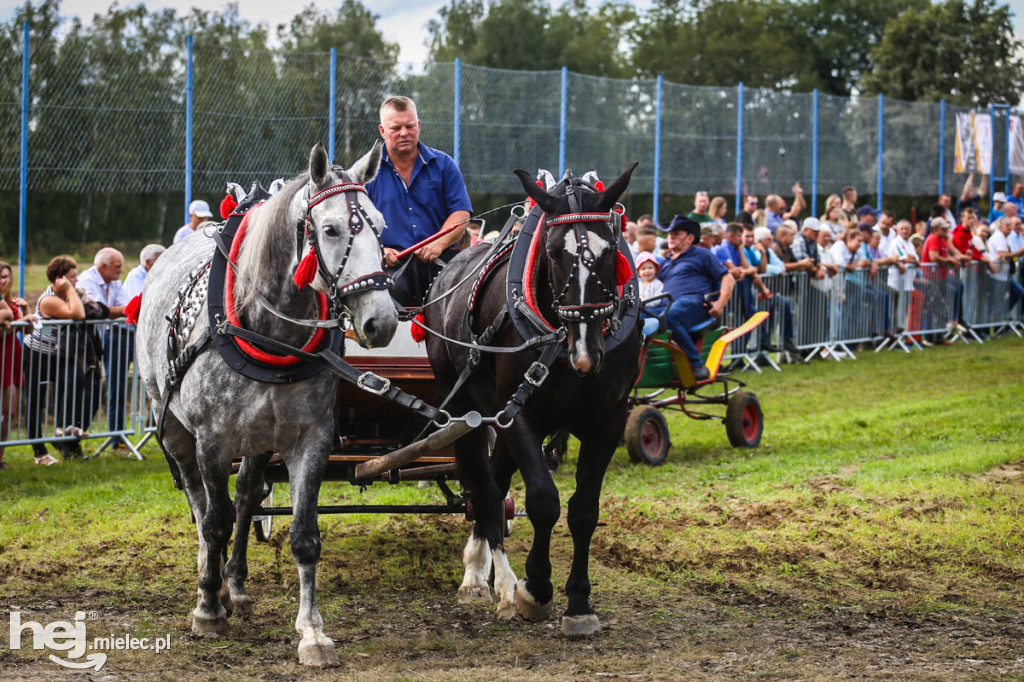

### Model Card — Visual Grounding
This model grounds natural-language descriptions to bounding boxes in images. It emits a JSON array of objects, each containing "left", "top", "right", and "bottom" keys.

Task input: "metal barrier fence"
[
  {"left": 0, "top": 264, "right": 1020, "bottom": 453},
  {"left": 3, "top": 20, "right": 1021, "bottom": 256},
  {"left": 720, "top": 262, "right": 1024, "bottom": 371},
  {"left": 0, "top": 318, "right": 150, "bottom": 459}
]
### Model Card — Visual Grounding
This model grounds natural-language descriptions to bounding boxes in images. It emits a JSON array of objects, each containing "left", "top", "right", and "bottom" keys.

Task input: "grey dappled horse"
[{"left": 136, "top": 144, "right": 397, "bottom": 666}]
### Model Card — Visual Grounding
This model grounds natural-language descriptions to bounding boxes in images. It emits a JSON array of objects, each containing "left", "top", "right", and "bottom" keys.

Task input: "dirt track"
[{"left": 4, "top": 515, "right": 1024, "bottom": 681}]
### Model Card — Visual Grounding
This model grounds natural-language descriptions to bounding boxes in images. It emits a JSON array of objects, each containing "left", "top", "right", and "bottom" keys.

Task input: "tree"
[
  {"left": 278, "top": 0, "right": 399, "bottom": 162},
  {"left": 785, "top": 0, "right": 926, "bottom": 97},
  {"left": 630, "top": 0, "right": 816, "bottom": 90},
  {"left": 861, "top": 0, "right": 1024, "bottom": 107},
  {"left": 427, "top": 0, "right": 634, "bottom": 77}
]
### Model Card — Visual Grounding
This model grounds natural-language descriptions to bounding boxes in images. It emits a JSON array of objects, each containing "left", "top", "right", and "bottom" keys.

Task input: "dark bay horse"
[
  {"left": 136, "top": 144, "right": 397, "bottom": 666},
  {"left": 423, "top": 163, "right": 641, "bottom": 635}
]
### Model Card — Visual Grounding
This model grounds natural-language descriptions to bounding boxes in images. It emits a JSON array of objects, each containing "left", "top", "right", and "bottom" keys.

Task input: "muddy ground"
[{"left": 4, "top": 510, "right": 1023, "bottom": 681}]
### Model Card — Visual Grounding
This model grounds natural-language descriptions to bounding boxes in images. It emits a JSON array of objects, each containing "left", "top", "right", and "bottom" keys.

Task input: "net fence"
[{"left": 3, "top": 30, "right": 1019, "bottom": 218}]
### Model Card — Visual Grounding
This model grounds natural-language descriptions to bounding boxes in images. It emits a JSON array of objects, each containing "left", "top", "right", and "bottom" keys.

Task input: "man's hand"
[
  {"left": 729, "top": 265, "right": 745, "bottom": 281},
  {"left": 416, "top": 240, "right": 446, "bottom": 264},
  {"left": 897, "top": 262, "right": 906, "bottom": 273},
  {"left": 708, "top": 300, "right": 726, "bottom": 318},
  {"left": 383, "top": 247, "right": 400, "bottom": 268},
  {"left": 757, "top": 287, "right": 773, "bottom": 302}
]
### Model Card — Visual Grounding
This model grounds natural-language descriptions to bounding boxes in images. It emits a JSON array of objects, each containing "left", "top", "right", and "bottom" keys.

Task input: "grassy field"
[{"left": 1, "top": 336, "right": 1023, "bottom": 680}]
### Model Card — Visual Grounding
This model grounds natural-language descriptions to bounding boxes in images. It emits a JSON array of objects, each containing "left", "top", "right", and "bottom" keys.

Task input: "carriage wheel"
[
  {"left": 725, "top": 391, "right": 763, "bottom": 448},
  {"left": 624, "top": 407, "right": 671, "bottom": 466},
  {"left": 253, "top": 484, "right": 274, "bottom": 543}
]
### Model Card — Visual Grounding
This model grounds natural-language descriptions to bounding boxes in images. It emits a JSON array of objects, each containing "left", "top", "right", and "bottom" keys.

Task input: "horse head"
[
  {"left": 514, "top": 161, "right": 638, "bottom": 375},
  {"left": 302, "top": 142, "right": 398, "bottom": 349}
]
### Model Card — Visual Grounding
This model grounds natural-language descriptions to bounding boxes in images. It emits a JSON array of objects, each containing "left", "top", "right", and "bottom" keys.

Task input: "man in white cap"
[
  {"left": 174, "top": 199, "right": 213, "bottom": 243},
  {"left": 989, "top": 191, "right": 1007, "bottom": 224}
]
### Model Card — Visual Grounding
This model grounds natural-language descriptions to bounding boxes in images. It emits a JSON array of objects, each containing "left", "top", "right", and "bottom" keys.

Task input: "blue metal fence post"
[
  {"left": 938, "top": 99, "right": 946, "bottom": 197},
  {"left": 559, "top": 66, "right": 568, "bottom": 177},
  {"left": 876, "top": 94, "right": 884, "bottom": 213},
  {"left": 329, "top": 48, "right": 336, "bottom": 162},
  {"left": 653, "top": 75, "right": 663, "bottom": 225},
  {"left": 453, "top": 58, "right": 461, "bottom": 167},
  {"left": 734, "top": 82, "right": 744, "bottom": 215},
  {"left": 811, "top": 89, "right": 819, "bottom": 217},
  {"left": 185, "top": 35, "right": 194, "bottom": 224},
  {"left": 18, "top": 21, "right": 29, "bottom": 296}
]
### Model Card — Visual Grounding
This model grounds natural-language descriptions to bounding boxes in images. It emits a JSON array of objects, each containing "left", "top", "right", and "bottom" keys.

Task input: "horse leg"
[
  {"left": 454, "top": 429, "right": 504, "bottom": 608},
  {"left": 191, "top": 444, "right": 235, "bottom": 636},
  {"left": 285, "top": 439, "right": 339, "bottom": 667},
  {"left": 486, "top": 434, "right": 521, "bottom": 621},
  {"left": 506, "top": 421, "right": 560, "bottom": 622},
  {"left": 561, "top": 412, "right": 625, "bottom": 636},
  {"left": 225, "top": 452, "right": 273, "bottom": 619}
]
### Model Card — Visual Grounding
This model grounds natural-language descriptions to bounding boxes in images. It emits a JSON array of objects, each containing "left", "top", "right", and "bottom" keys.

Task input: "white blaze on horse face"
[{"left": 562, "top": 228, "right": 612, "bottom": 373}]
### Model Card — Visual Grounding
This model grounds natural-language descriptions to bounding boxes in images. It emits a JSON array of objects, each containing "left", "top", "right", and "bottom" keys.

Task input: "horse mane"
[{"left": 234, "top": 172, "right": 311, "bottom": 311}]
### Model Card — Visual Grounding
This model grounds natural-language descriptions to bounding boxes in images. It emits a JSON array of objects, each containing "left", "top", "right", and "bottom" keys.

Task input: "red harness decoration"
[
  {"left": 224, "top": 206, "right": 330, "bottom": 366},
  {"left": 521, "top": 214, "right": 557, "bottom": 332}
]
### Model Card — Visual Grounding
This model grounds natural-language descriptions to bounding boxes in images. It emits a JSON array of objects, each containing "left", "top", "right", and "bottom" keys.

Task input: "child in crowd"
[{"left": 635, "top": 251, "right": 666, "bottom": 319}]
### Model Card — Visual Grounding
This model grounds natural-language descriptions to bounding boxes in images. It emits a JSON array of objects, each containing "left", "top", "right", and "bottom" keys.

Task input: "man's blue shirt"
[
  {"left": 658, "top": 245, "right": 729, "bottom": 299},
  {"left": 712, "top": 241, "right": 741, "bottom": 268},
  {"left": 365, "top": 142, "right": 473, "bottom": 251}
]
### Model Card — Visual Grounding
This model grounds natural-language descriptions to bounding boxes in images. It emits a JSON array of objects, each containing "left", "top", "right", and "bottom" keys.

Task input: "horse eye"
[{"left": 322, "top": 225, "right": 339, "bottom": 238}]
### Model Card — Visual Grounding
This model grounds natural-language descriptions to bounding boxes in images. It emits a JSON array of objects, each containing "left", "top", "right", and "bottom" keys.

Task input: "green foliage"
[
  {"left": 632, "top": 0, "right": 815, "bottom": 89},
  {"left": 861, "top": 0, "right": 1024, "bottom": 107},
  {"left": 428, "top": 0, "right": 635, "bottom": 77}
]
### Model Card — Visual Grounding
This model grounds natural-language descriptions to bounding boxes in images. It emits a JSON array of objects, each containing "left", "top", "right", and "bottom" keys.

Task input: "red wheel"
[
  {"left": 624, "top": 407, "right": 671, "bottom": 466},
  {"left": 726, "top": 391, "right": 762, "bottom": 448}
]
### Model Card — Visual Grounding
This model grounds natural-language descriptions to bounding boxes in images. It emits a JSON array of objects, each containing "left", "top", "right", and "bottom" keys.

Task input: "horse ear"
[
  {"left": 309, "top": 143, "right": 330, "bottom": 188},
  {"left": 595, "top": 161, "right": 639, "bottom": 211},
  {"left": 348, "top": 141, "right": 382, "bottom": 185},
  {"left": 514, "top": 168, "right": 561, "bottom": 215}
]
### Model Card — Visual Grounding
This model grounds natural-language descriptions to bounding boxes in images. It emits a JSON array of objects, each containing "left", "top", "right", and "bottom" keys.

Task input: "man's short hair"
[
  {"left": 637, "top": 224, "right": 659, "bottom": 237},
  {"left": 753, "top": 227, "right": 772, "bottom": 241},
  {"left": 842, "top": 185, "right": 856, "bottom": 199},
  {"left": 140, "top": 243, "right": 165, "bottom": 264},
  {"left": 94, "top": 247, "right": 122, "bottom": 268},
  {"left": 960, "top": 206, "right": 976, "bottom": 218},
  {"left": 881, "top": 209, "right": 895, "bottom": 220},
  {"left": 724, "top": 222, "right": 744, "bottom": 236},
  {"left": 930, "top": 203, "right": 946, "bottom": 218},
  {"left": 380, "top": 96, "right": 417, "bottom": 123}
]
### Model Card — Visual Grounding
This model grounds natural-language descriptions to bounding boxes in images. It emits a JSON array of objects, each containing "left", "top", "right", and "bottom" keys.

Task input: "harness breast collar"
[{"left": 207, "top": 187, "right": 343, "bottom": 384}]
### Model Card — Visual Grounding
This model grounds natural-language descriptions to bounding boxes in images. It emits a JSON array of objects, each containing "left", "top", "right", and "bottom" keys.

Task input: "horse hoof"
[
  {"left": 298, "top": 640, "right": 340, "bottom": 667},
  {"left": 191, "top": 613, "right": 229, "bottom": 636},
  {"left": 496, "top": 599, "right": 517, "bottom": 621},
  {"left": 231, "top": 596, "right": 254, "bottom": 619},
  {"left": 458, "top": 584, "right": 492, "bottom": 604},
  {"left": 514, "top": 579, "right": 553, "bottom": 622},
  {"left": 561, "top": 613, "right": 601, "bottom": 637}
]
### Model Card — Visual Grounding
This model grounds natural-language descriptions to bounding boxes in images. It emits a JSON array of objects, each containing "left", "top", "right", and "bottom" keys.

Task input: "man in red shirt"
[{"left": 921, "top": 217, "right": 970, "bottom": 342}]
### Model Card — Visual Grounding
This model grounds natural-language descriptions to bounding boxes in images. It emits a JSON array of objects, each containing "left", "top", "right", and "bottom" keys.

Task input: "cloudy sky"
[{"left": 2, "top": 0, "right": 1023, "bottom": 64}]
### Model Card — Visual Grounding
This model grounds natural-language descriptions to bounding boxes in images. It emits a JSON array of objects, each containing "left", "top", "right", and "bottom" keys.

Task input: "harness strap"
[
  {"left": 493, "top": 339, "right": 563, "bottom": 427},
  {"left": 157, "top": 329, "right": 214, "bottom": 488}
]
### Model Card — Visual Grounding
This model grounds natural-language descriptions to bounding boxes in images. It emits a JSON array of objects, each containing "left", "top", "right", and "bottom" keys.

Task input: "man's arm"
[{"left": 708, "top": 274, "right": 735, "bottom": 318}]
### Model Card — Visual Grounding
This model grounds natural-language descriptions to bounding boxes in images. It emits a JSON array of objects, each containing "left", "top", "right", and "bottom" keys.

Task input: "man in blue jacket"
[{"left": 657, "top": 215, "right": 735, "bottom": 381}]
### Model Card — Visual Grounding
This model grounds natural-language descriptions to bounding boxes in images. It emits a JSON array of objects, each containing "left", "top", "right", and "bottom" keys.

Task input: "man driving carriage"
[
  {"left": 657, "top": 215, "right": 735, "bottom": 382},
  {"left": 366, "top": 96, "right": 473, "bottom": 307}
]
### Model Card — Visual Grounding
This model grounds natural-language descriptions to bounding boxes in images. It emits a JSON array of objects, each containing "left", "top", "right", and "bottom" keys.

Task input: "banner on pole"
[
  {"left": 954, "top": 112, "right": 993, "bottom": 173},
  {"left": 1010, "top": 116, "right": 1024, "bottom": 175}
]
